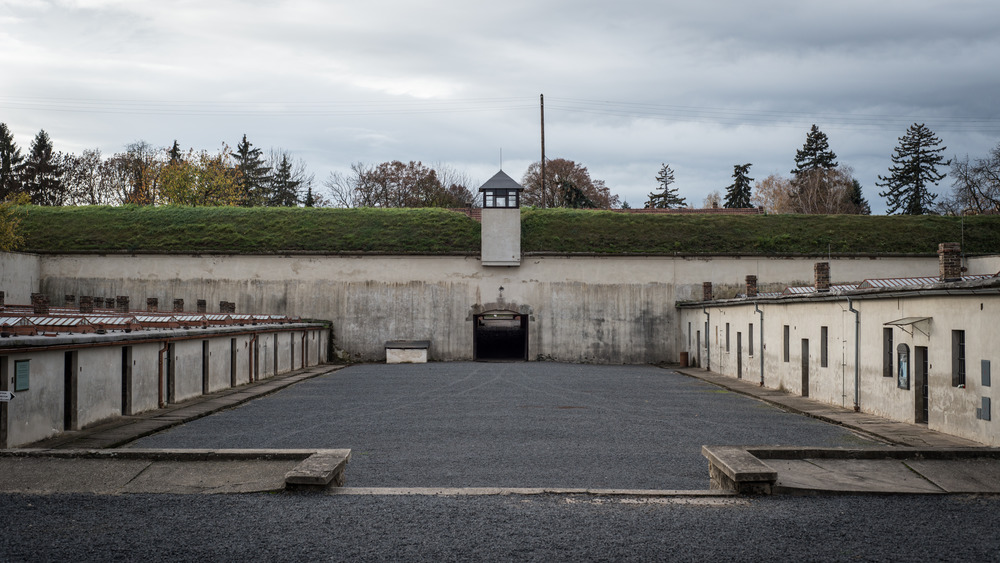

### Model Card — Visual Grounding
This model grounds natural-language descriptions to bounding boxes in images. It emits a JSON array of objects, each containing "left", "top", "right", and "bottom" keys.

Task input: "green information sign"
[{"left": 14, "top": 360, "right": 29, "bottom": 392}]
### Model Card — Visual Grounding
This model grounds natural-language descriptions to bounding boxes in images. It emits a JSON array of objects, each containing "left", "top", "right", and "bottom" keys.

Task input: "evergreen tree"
[
  {"left": 168, "top": 140, "right": 183, "bottom": 164},
  {"left": 21, "top": 129, "right": 66, "bottom": 206},
  {"left": 645, "top": 163, "right": 686, "bottom": 208},
  {"left": 232, "top": 134, "right": 270, "bottom": 206},
  {"left": 849, "top": 179, "right": 871, "bottom": 215},
  {"left": 268, "top": 153, "right": 301, "bottom": 206},
  {"left": 559, "top": 180, "right": 596, "bottom": 208},
  {"left": 877, "top": 123, "right": 948, "bottom": 215},
  {"left": 723, "top": 163, "right": 754, "bottom": 208},
  {"left": 304, "top": 185, "right": 316, "bottom": 207},
  {"left": 791, "top": 124, "right": 838, "bottom": 177},
  {"left": 0, "top": 123, "right": 24, "bottom": 200}
]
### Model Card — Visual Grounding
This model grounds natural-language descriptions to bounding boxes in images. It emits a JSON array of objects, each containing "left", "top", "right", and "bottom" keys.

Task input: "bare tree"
[{"left": 938, "top": 144, "right": 1000, "bottom": 215}]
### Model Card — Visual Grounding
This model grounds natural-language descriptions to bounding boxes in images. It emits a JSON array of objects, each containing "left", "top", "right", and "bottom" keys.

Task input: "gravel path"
[
  {"left": 2, "top": 493, "right": 997, "bottom": 562},
  {"left": 131, "top": 362, "right": 876, "bottom": 489}
]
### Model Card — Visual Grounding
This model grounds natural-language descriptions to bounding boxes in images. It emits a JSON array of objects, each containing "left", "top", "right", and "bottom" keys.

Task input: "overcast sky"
[{"left": 3, "top": 0, "right": 1000, "bottom": 212}]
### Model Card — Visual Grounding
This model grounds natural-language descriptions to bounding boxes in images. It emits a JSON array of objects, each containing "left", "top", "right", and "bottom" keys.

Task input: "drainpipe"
[
  {"left": 248, "top": 333, "right": 259, "bottom": 383},
  {"left": 301, "top": 332, "right": 307, "bottom": 369},
  {"left": 754, "top": 302, "right": 764, "bottom": 387},
  {"left": 847, "top": 297, "right": 861, "bottom": 412},
  {"left": 702, "top": 306, "right": 710, "bottom": 371},
  {"left": 157, "top": 340, "right": 169, "bottom": 408}
]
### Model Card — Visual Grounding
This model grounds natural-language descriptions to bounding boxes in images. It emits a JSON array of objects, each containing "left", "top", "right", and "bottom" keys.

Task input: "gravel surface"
[
  {"left": 131, "top": 362, "right": 876, "bottom": 489},
  {"left": 2, "top": 493, "right": 998, "bottom": 562}
]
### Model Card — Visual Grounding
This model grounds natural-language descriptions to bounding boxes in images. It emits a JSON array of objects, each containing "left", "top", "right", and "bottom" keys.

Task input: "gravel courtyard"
[{"left": 131, "top": 362, "right": 876, "bottom": 489}]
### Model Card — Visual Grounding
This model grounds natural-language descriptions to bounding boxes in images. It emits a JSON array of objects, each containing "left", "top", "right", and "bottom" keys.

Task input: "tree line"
[
  {"left": 646, "top": 123, "right": 1000, "bottom": 216},
  {"left": 0, "top": 126, "right": 319, "bottom": 208}
]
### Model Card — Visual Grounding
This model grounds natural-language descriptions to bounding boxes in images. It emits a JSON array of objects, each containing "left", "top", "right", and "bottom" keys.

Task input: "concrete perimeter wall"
[
  {"left": 34, "top": 253, "right": 944, "bottom": 364},
  {"left": 0, "top": 251, "right": 40, "bottom": 304}
]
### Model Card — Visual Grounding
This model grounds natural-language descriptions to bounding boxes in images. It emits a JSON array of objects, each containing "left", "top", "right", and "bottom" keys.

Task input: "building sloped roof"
[{"left": 478, "top": 170, "right": 523, "bottom": 193}]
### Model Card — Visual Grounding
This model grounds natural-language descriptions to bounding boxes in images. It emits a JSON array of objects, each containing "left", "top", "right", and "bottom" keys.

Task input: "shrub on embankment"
[
  {"left": 18, "top": 206, "right": 480, "bottom": 254},
  {"left": 521, "top": 209, "right": 1000, "bottom": 255},
  {"left": 15, "top": 205, "right": 1000, "bottom": 255}
]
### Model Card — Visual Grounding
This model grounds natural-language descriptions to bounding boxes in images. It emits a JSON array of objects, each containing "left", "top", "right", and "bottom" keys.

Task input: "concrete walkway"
[
  {"left": 27, "top": 364, "right": 346, "bottom": 450},
  {"left": 673, "top": 366, "right": 981, "bottom": 448}
]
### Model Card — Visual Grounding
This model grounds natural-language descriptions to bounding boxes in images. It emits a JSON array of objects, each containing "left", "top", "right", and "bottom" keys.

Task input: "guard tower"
[{"left": 478, "top": 170, "right": 523, "bottom": 266}]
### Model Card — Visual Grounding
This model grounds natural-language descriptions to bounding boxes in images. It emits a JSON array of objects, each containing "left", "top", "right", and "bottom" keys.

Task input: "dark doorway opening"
[
  {"left": 474, "top": 312, "right": 528, "bottom": 361},
  {"left": 915, "top": 346, "right": 929, "bottom": 423}
]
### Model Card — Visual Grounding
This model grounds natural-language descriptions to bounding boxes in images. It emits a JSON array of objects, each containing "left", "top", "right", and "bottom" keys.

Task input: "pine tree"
[
  {"left": 723, "top": 163, "right": 753, "bottom": 208},
  {"left": 877, "top": 123, "right": 948, "bottom": 215},
  {"left": 791, "top": 125, "right": 838, "bottom": 177},
  {"left": 232, "top": 134, "right": 270, "bottom": 206},
  {"left": 849, "top": 179, "right": 871, "bottom": 215},
  {"left": 304, "top": 186, "right": 316, "bottom": 207},
  {"left": 645, "top": 163, "right": 686, "bottom": 208},
  {"left": 21, "top": 129, "right": 65, "bottom": 206},
  {"left": 0, "top": 123, "right": 24, "bottom": 200},
  {"left": 168, "top": 140, "right": 183, "bottom": 164},
  {"left": 268, "top": 153, "right": 301, "bottom": 206}
]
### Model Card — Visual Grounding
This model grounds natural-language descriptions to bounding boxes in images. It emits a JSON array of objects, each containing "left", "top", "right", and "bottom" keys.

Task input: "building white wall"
[
  {"left": 76, "top": 346, "right": 121, "bottom": 428},
  {"left": 0, "top": 326, "right": 329, "bottom": 448},
  {"left": 2, "top": 351, "right": 64, "bottom": 447},
  {"left": 680, "top": 291, "right": 1000, "bottom": 446},
  {"left": 36, "top": 253, "right": 941, "bottom": 364}
]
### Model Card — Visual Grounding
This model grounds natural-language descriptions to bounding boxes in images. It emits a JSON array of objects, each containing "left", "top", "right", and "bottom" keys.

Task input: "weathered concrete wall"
[
  {"left": 35, "top": 253, "right": 943, "bottom": 364},
  {"left": 131, "top": 343, "right": 162, "bottom": 414},
  {"left": 77, "top": 346, "right": 122, "bottom": 429},
  {"left": 680, "top": 292, "right": 1000, "bottom": 446},
  {"left": 481, "top": 208, "right": 521, "bottom": 266},
  {"left": 0, "top": 251, "right": 41, "bottom": 304}
]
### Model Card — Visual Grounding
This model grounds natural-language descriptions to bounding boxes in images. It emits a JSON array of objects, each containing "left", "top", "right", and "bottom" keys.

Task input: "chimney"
[
  {"left": 938, "top": 242, "right": 962, "bottom": 282},
  {"left": 0, "top": 290, "right": 5, "bottom": 308},
  {"left": 116, "top": 296, "right": 130, "bottom": 313},
  {"left": 196, "top": 299, "right": 207, "bottom": 314},
  {"left": 702, "top": 282, "right": 714, "bottom": 301},
  {"left": 815, "top": 262, "right": 830, "bottom": 292},
  {"left": 31, "top": 293, "right": 49, "bottom": 315},
  {"left": 64, "top": 294, "right": 76, "bottom": 306},
  {"left": 146, "top": 297, "right": 158, "bottom": 312},
  {"left": 80, "top": 296, "right": 94, "bottom": 314},
  {"left": 173, "top": 299, "right": 184, "bottom": 313},
  {"left": 745, "top": 275, "right": 758, "bottom": 298}
]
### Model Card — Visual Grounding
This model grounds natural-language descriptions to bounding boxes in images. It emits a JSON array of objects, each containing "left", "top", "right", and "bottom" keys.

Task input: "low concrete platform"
[
  {"left": 0, "top": 448, "right": 351, "bottom": 494},
  {"left": 704, "top": 446, "right": 1000, "bottom": 494}
]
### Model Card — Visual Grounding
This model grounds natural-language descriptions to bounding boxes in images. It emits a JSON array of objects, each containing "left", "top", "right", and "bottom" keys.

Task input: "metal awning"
[{"left": 884, "top": 317, "right": 932, "bottom": 337}]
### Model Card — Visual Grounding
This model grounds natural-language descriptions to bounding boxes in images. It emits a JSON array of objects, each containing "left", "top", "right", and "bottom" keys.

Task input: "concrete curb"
[{"left": 0, "top": 448, "right": 352, "bottom": 492}]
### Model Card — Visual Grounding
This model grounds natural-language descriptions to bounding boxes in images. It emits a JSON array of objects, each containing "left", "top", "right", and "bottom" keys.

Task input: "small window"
[
  {"left": 952, "top": 330, "right": 966, "bottom": 387},
  {"left": 748, "top": 323, "right": 754, "bottom": 357},
  {"left": 883, "top": 328, "right": 894, "bottom": 378},
  {"left": 783, "top": 325, "right": 790, "bottom": 363},
  {"left": 820, "top": 326, "right": 829, "bottom": 368},
  {"left": 14, "top": 359, "right": 30, "bottom": 391},
  {"left": 897, "top": 343, "right": 910, "bottom": 389},
  {"left": 725, "top": 323, "right": 730, "bottom": 352}
]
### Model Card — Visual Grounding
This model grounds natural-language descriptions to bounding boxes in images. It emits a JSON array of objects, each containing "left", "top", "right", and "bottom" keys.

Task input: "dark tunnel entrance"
[{"left": 473, "top": 312, "right": 528, "bottom": 361}]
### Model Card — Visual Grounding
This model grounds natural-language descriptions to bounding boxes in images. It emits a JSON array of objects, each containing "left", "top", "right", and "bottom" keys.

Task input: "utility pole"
[{"left": 540, "top": 93, "right": 546, "bottom": 207}]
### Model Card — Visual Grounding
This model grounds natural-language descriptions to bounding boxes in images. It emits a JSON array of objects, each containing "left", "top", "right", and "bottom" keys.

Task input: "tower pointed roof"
[{"left": 478, "top": 170, "right": 523, "bottom": 192}]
